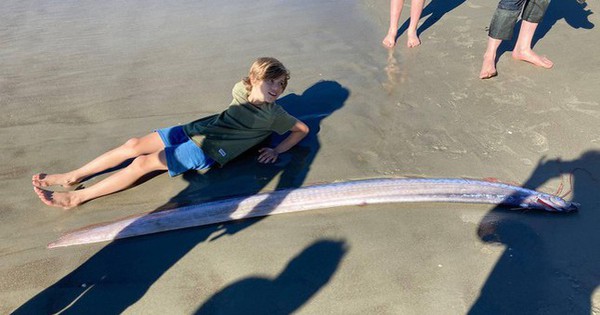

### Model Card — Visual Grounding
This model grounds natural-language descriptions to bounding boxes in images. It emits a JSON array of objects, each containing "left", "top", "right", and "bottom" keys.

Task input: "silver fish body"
[{"left": 48, "top": 178, "right": 578, "bottom": 248}]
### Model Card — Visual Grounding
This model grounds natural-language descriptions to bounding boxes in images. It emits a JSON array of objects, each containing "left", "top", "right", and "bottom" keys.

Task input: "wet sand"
[{"left": 1, "top": 0, "right": 599, "bottom": 313}]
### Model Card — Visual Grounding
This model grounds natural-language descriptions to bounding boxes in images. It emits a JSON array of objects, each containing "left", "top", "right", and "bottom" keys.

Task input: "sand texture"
[{"left": 1, "top": 0, "right": 599, "bottom": 313}]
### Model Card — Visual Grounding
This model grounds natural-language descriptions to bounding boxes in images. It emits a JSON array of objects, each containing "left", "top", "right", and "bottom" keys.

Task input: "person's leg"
[
  {"left": 512, "top": 0, "right": 553, "bottom": 68},
  {"left": 383, "top": 0, "right": 405, "bottom": 48},
  {"left": 406, "top": 0, "right": 425, "bottom": 47},
  {"left": 32, "top": 132, "right": 164, "bottom": 187},
  {"left": 34, "top": 150, "right": 168, "bottom": 209},
  {"left": 480, "top": 37, "right": 503, "bottom": 79},
  {"left": 479, "top": 0, "right": 522, "bottom": 78}
]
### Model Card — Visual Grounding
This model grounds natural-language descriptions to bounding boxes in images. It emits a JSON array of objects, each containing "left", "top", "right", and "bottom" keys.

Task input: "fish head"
[{"left": 532, "top": 194, "right": 579, "bottom": 212}]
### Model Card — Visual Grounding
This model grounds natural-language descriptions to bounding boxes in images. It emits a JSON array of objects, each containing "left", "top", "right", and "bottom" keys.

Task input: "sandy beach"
[{"left": 1, "top": 0, "right": 599, "bottom": 313}]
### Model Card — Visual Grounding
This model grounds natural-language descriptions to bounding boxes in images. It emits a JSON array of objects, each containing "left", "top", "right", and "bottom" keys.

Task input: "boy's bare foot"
[
  {"left": 34, "top": 186, "right": 82, "bottom": 209},
  {"left": 479, "top": 52, "right": 498, "bottom": 79},
  {"left": 32, "top": 173, "right": 79, "bottom": 188},
  {"left": 406, "top": 30, "right": 421, "bottom": 48},
  {"left": 382, "top": 30, "right": 397, "bottom": 48},
  {"left": 512, "top": 49, "right": 553, "bottom": 68}
]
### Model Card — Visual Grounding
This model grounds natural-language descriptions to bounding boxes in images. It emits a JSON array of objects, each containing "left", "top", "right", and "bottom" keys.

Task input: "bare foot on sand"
[
  {"left": 512, "top": 49, "right": 553, "bottom": 68},
  {"left": 382, "top": 30, "right": 397, "bottom": 48},
  {"left": 406, "top": 30, "right": 420, "bottom": 48},
  {"left": 34, "top": 186, "right": 82, "bottom": 209},
  {"left": 32, "top": 173, "right": 79, "bottom": 188},
  {"left": 479, "top": 52, "right": 498, "bottom": 79}
]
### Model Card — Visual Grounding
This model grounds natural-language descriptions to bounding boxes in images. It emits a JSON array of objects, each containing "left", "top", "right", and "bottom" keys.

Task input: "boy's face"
[{"left": 249, "top": 75, "right": 286, "bottom": 104}]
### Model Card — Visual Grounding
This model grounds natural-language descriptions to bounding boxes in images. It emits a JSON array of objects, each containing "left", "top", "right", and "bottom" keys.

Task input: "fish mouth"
[
  {"left": 565, "top": 202, "right": 580, "bottom": 212},
  {"left": 550, "top": 201, "right": 579, "bottom": 213}
]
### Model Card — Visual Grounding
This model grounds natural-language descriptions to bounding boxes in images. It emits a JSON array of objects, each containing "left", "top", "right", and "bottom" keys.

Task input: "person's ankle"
[
  {"left": 65, "top": 173, "right": 82, "bottom": 186},
  {"left": 483, "top": 51, "right": 495, "bottom": 60},
  {"left": 512, "top": 45, "right": 530, "bottom": 54},
  {"left": 70, "top": 193, "right": 84, "bottom": 207}
]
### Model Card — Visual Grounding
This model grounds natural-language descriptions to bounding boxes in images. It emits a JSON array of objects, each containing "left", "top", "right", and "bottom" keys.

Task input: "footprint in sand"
[{"left": 524, "top": 129, "right": 549, "bottom": 153}]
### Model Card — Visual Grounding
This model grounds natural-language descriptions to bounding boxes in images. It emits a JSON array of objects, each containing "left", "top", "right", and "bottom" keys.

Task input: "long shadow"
[
  {"left": 395, "top": 0, "right": 466, "bottom": 42},
  {"left": 12, "top": 81, "right": 349, "bottom": 314},
  {"left": 469, "top": 151, "right": 600, "bottom": 314},
  {"left": 195, "top": 239, "right": 348, "bottom": 314},
  {"left": 497, "top": 0, "right": 594, "bottom": 61}
]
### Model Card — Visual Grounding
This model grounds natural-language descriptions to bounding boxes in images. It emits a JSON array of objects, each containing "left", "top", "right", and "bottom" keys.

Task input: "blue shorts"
[{"left": 156, "top": 126, "right": 214, "bottom": 177}]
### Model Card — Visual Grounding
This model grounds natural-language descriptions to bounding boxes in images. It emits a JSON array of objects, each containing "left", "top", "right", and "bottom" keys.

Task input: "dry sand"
[{"left": 1, "top": 0, "right": 599, "bottom": 313}]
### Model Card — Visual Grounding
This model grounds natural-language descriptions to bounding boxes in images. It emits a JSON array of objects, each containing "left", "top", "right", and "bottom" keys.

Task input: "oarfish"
[{"left": 48, "top": 178, "right": 578, "bottom": 248}]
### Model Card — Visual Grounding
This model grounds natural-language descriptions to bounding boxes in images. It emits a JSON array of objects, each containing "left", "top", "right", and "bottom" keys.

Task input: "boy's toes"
[
  {"left": 32, "top": 173, "right": 48, "bottom": 187},
  {"left": 33, "top": 186, "right": 53, "bottom": 206},
  {"left": 33, "top": 186, "right": 78, "bottom": 209}
]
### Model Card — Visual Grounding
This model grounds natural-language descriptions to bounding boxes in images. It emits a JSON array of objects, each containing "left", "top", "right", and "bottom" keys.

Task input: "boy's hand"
[{"left": 258, "top": 148, "right": 279, "bottom": 163}]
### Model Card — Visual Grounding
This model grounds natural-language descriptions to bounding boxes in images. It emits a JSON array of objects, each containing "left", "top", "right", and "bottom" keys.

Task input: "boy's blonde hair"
[{"left": 243, "top": 57, "right": 290, "bottom": 93}]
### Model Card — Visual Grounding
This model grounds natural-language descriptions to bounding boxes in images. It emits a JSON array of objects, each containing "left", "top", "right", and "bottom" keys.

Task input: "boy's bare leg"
[
  {"left": 511, "top": 20, "right": 553, "bottom": 68},
  {"left": 383, "top": 0, "right": 404, "bottom": 48},
  {"left": 32, "top": 132, "right": 164, "bottom": 187},
  {"left": 479, "top": 36, "right": 502, "bottom": 79},
  {"left": 406, "top": 0, "right": 424, "bottom": 47},
  {"left": 34, "top": 150, "right": 168, "bottom": 209}
]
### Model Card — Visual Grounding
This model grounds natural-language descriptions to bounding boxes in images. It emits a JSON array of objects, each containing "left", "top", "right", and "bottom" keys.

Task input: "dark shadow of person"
[
  {"left": 395, "top": 0, "right": 466, "bottom": 43},
  {"left": 194, "top": 239, "right": 348, "bottom": 315},
  {"left": 164, "top": 80, "right": 350, "bottom": 239},
  {"left": 497, "top": 0, "right": 594, "bottom": 61},
  {"left": 11, "top": 81, "right": 349, "bottom": 314},
  {"left": 469, "top": 151, "right": 600, "bottom": 314}
]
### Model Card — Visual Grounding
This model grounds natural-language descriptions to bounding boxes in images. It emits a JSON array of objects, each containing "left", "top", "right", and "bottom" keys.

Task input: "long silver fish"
[{"left": 48, "top": 178, "right": 578, "bottom": 248}]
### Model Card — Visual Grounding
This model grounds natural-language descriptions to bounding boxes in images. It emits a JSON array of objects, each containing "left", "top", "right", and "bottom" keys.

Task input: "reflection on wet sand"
[{"left": 383, "top": 48, "right": 406, "bottom": 94}]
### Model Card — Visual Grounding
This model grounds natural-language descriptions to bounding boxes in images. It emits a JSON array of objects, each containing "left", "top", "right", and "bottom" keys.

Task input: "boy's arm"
[{"left": 258, "top": 120, "right": 309, "bottom": 164}]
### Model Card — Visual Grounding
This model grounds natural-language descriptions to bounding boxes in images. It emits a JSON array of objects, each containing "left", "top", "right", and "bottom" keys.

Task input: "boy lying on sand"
[{"left": 33, "top": 57, "right": 309, "bottom": 209}]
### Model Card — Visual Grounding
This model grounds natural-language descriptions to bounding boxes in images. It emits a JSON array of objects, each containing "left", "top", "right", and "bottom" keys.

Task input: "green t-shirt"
[{"left": 183, "top": 81, "right": 297, "bottom": 166}]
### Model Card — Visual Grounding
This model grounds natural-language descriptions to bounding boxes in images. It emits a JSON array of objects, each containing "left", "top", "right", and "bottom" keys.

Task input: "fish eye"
[{"left": 550, "top": 196, "right": 566, "bottom": 206}]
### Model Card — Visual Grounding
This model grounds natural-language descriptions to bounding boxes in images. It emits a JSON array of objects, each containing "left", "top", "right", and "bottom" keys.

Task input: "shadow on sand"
[
  {"left": 12, "top": 81, "right": 349, "bottom": 314},
  {"left": 395, "top": 0, "right": 466, "bottom": 42},
  {"left": 195, "top": 239, "right": 348, "bottom": 314},
  {"left": 469, "top": 151, "right": 600, "bottom": 314},
  {"left": 496, "top": 0, "right": 594, "bottom": 61}
]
